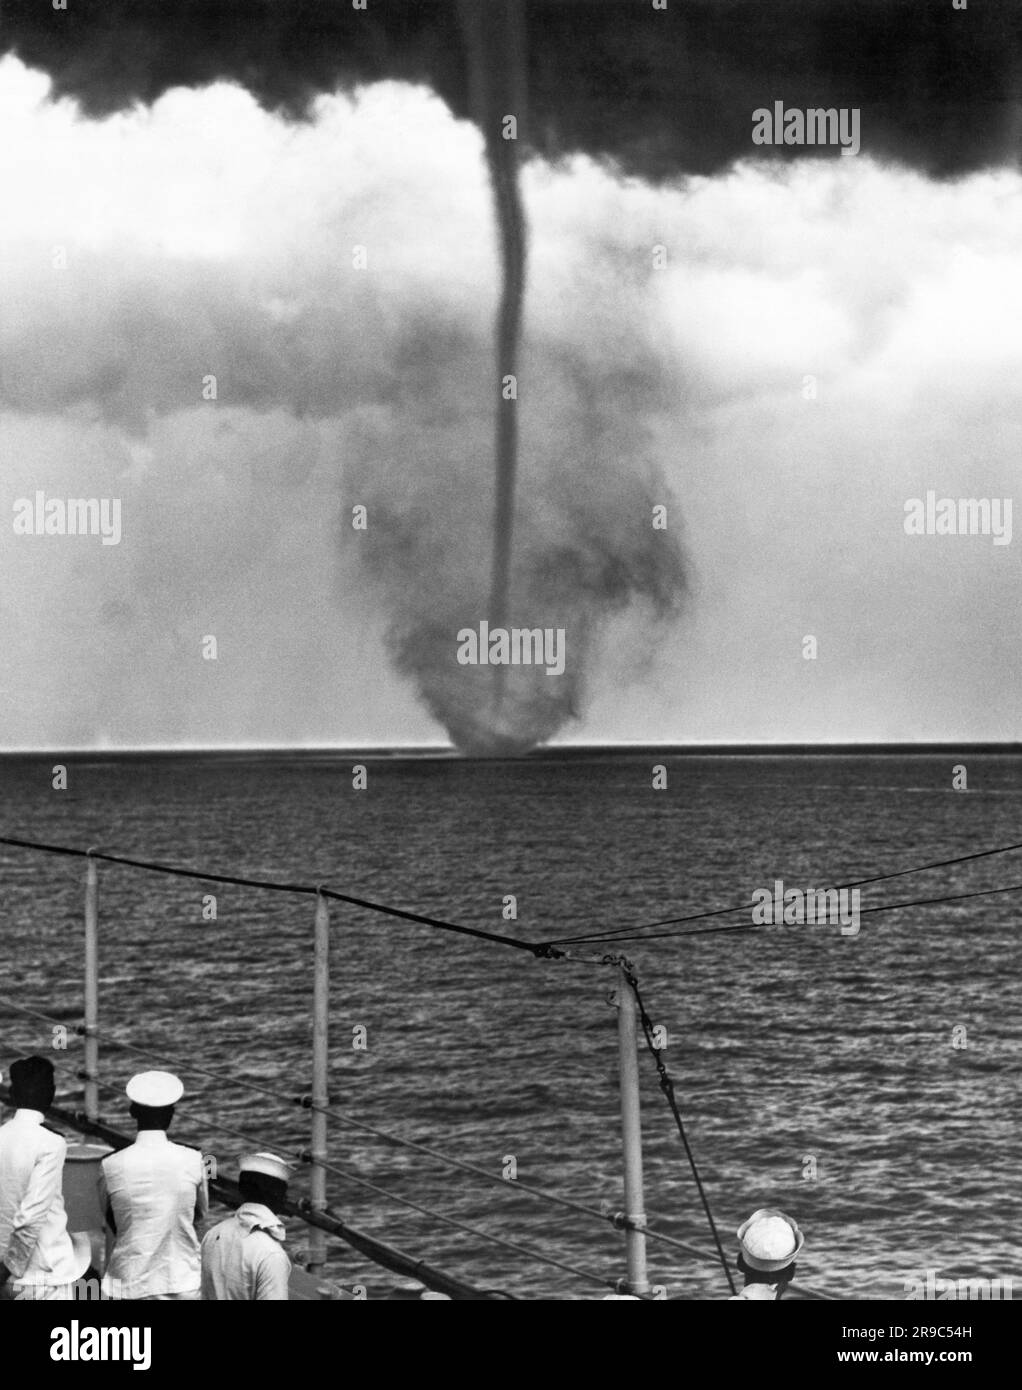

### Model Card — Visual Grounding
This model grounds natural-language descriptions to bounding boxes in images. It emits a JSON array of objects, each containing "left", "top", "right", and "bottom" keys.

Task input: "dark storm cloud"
[{"left": 4, "top": 0, "right": 1021, "bottom": 177}]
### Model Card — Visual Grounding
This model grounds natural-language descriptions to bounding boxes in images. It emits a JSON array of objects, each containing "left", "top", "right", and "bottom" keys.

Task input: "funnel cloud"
[{"left": 458, "top": 0, "right": 529, "bottom": 726}]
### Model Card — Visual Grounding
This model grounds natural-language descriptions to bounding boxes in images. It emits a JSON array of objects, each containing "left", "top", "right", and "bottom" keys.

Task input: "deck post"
[
  {"left": 617, "top": 966, "right": 649, "bottom": 1295},
  {"left": 83, "top": 853, "right": 99, "bottom": 1123},
  {"left": 308, "top": 891, "right": 330, "bottom": 1272}
]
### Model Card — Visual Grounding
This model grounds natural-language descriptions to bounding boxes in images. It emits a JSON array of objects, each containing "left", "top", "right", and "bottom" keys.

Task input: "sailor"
[
  {"left": 99, "top": 1070, "right": 208, "bottom": 1300},
  {"left": 200, "top": 1152, "right": 293, "bottom": 1300},
  {"left": 0, "top": 1056, "right": 91, "bottom": 1301},
  {"left": 729, "top": 1207, "right": 804, "bottom": 1300}
]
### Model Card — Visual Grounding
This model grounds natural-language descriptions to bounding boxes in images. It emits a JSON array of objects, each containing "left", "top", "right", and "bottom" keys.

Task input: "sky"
[{"left": 1, "top": 49, "right": 1021, "bottom": 749}]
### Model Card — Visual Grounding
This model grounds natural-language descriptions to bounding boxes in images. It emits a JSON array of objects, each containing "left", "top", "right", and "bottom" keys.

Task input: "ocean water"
[{"left": 0, "top": 751, "right": 1020, "bottom": 1300}]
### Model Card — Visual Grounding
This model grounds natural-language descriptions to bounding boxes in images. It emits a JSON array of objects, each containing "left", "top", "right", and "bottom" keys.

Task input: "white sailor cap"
[
  {"left": 736, "top": 1208, "right": 804, "bottom": 1272},
  {"left": 125, "top": 1070, "right": 184, "bottom": 1107},
  {"left": 240, "top": 1151, "right": 294, "bottom": 1184}
]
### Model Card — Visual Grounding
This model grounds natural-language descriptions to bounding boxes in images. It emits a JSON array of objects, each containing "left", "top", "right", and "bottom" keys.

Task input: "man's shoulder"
[
  {"left": 167, "top": 1139, "right": 204, "bottom": 1172},
  {"left": 168, "top": 1138, "right": 202, "bottom": 1156},
  {"left": 38, "top": 1123, "right": 68, "bottom": 1151},
  {"left": 242, "top": 1222, "right": 288, "bottom": 1257},
  {"left": 201, "top": 1214, "right": 238, "bottom": 1246},
  {"left": 0, "top": 1117, "right": 65, "bottom": 1155},
  {"left": 251, "top": 1233, "right": 290, "bottom": 1269}
]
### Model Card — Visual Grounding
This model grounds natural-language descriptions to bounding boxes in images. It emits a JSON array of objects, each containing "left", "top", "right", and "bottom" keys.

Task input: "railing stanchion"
[
  {"left": 84, "top": 853, "right": 99, "bottom": 1123},
  {"left": 617, "top": 966, "right": 649, "bottom": 1295},
  {"left": 308, "top": 890, "right": 330, "bottom": 1273}
]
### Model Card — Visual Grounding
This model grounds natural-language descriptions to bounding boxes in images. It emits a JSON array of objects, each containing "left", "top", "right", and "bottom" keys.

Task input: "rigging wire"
[
  {"left": 311, "top": 1151, "right": 627, "bottom": 1295},
  {"left": 544, "top": 835, "right": 1022, "bottom": 947},
  {"left": 569, "top": 877, "right": 1022, "bottom": 949},
  {"left": 7, "top": 827, "right": 1022, "bottom": 954},
  {"left": 0, "top": 834, "right": 557, "bottom": 958}
]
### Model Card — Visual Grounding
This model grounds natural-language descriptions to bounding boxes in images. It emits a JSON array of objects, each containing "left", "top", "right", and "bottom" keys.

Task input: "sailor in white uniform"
[
  {"left": 0, "top": 1056, "right": 91, "bottom": 1301},
  {"left": 99, "top": 1070, "right": 208, "bottom": 1300},
  {"left": 728, "top": 1208, "right": 804, "bottom": 1300},
  {"left": 200, "top": 1152, "right": 292, "bottom": 1300}
]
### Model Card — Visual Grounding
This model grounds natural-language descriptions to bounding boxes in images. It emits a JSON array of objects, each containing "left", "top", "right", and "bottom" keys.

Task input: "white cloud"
[{"left": 1, "top": 57, "right": 1020, "bottom": 747}]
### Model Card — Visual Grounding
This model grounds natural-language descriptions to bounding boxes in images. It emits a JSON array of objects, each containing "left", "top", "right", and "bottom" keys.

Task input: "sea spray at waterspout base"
[{"left": 344, "top": 359, "right": 688, "bottom": 755}]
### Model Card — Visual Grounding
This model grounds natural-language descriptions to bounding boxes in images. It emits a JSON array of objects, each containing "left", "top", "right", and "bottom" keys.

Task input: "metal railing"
[{"left": 0, "top": 832, "right": 841, "bottom": 1300}]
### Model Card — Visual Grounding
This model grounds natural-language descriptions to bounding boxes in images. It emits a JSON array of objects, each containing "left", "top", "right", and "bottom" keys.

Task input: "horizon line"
[{"left": 1, "top": 740, "right": 1020, "bottom": 757}]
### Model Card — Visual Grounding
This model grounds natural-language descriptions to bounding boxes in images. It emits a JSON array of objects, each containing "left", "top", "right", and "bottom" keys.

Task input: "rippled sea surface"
[{"left": 1, "top": 752, "right": 1020, "bottom": 1300}]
